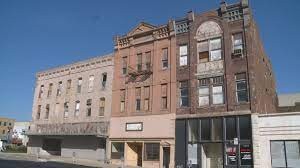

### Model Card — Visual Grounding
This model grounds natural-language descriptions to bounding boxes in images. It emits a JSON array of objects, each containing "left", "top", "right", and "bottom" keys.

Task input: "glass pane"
[
  {"left": 201, "top": 143, "right": 223, "bottom": 168},
  {"left": 188, "top": 120, "right": 199, "bottom": 142},
  {"left": 239, "top": 116, "right": 251, "bottom": 140},
  {"left": 226, "top": 144, "right": 238, "bottom": 166},
  {"left": 212, "top": 86, "right": 222, "bottom": 94},
  {"left": 198, "top": 41, "right": 209, "bottom": 52},
  {"left": 240, "top": 144, "right": 253, "bottom": 165},
  {"left": 209, "top": 38, "right": 221, "bottom": 50},
  {"left": 199, "top": 87, "right": 209, "bottom": 95},
  {"left": 180, "top": 45, "right": 188, "bottom": 55},
  {"left": 181, "top": 88, "right": 188, "bottom": 97},
  {"left": 201, "top": 119, "right": 211, "bottom": 140},
  {"left": 286, "top": 141, "right": 300, "bottom": 167},
  {"left": 213, "top": 94, "right": 223, "bottom": 104},
  {"left": 233, "top": 33, "right": 243, "bottom": 46},
  {"left": 211, "top": 118, "right": 222, "bottom": 141},
  {"left": 237, "top": 90, "right": 249, "bottom": 102},
  {"left": 199, "top": 96, "right": 209, "bottom": 106},
  {"left": 210, "top": 50, "right": 222, "bottom": 61},
  {"left": 188, "top": 144, "right": 198, "bottom": 165},
  {"left": 226, "top": 117, "right": 237, "bottom": 140},
  {"left": 237, "top": 81, "right": 247, "bottom": 91},
  {"left": 271, "top": 141, "right": 286, "bottom": 167},
  {"left": 180, "top": 97, "right": 188, "bottom": 107},
  {"left": 180, "top": 56, "right": 187, "bottom": 66}
]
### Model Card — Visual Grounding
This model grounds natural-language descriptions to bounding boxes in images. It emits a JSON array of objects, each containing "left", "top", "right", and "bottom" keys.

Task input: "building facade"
[
  {"left": 109, "top": 22, "right": 177, "bottom": 168},
  {"left": 174, "top": 0, "right": 277, "bottom": 167},
  {"left": 12, "top": 121, "right": 30, "bottom": 146},
  {"left": 0, "top": 117, "right": 15, "bottom": 142},
  {"left": 27, "top": 54, "right": 113, "bottom": 161}
]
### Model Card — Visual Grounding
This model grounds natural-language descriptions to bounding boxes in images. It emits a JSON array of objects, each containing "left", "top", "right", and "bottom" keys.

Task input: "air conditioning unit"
[{"left": 232, "top": 49, "right": 243, "bottom": 58}]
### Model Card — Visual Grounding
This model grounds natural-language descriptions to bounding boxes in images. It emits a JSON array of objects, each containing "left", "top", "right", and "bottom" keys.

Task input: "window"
[
  {"left": 75, "top": 101, "right": 80, "bottom": 117},
  {"left": 198, "top": 76, "right": 224, "bottom": 107},
  {"left": 201, "top": 119, "right": 211, "bottom": 140},
  {"left": 226, "top": 117, "right": 237, "bottom": 140},
  {"left": 38, "top": 85, "right": 44, "bottom": 98},
  {"left": 161, "top": 84, "right": 168, "bottom": 109},
  {"left": 122, "top": 56, "right": 127, "bottom": 75},
  {"left": 180, "top": 81, "right": 188, "bottom": 107},
  {"left": 111, "top": 142, "right": 124, "bottom": 159},
  {"left": 235, "top": 73, "right": 248, "bottom": 102},
  {"left": 120, "top": 89, "right": 125, "bottom": 112},
  {"left": 271, "top": 141, "right": 300, "bottom": 168},
  {"left": 64, "top": 102, "right": 69, "bottom": 118},
  {"left": 4, "top": 122, "right": 6, "bottom": 126},
  {"left": 57, "top": 81, "right": 62, "bottom": 96},
  {"left": 66, "top": 80, "right": 71, "bottom": 94},
  {"left": 86, "top": 99, "right": 92, "bottom": 117},
  {"left": 188, "top": 119, "right": 199, "bottom": 142},
  {"left": 239, "top": 116, "right": 251, "bottom": 140},
  {"left": 144, "top": 143, "right": 160, "bottom": 161},
  {"left": 136, "top": 87, "right": 141, "bottom": 111},
  {"left": 199, "top": 78, "right": 210, "bottom": 106},
  {"left": 212, "top": 85, "right": 224, "bottom": 105},
  {"left": 77, "top": 78, "right": 82, "bottom": 93},
  {"left": 36, "top": 105, "right": 41, "bottom": 120},
  {"left": 101, "top": 73, "right": 107, "bottom": 88},
  {"left": 145, "top": 51, "right": 151, "bottom": 70},
  {"left": 198, "top": 37, "right": 222, "bottom": 62},
  {"left": 137, "top": 53, "right": 142, "bottom": 72},
  {"left": 99, "top": 98, "right": 105, "bottom": 116},
  {"left": 47, "top": 83, "right": 53, "bottom": 97},
  {"left": 162, "top": 48, "right": 168, "bottom": 69},
  {"left": 45, "top": 104, "right": 50, "bottom": 119},
  {"left": 144, "top": 86, "right": 150, "bottom": 111},
  {"left": 179, "top": 45, "right": 188, "bottom": 66},
  {"left": 211, "top": 118, "right": 223, "bottom": 141},
  {"left": 232, "top": 33, "right": 243, "bottom": 58},
  {"left": 55, "top": 103, "right": 59, "bottom": 115},
  {"left": 88, "top": 75, "right": 94, "bottom": 92}
]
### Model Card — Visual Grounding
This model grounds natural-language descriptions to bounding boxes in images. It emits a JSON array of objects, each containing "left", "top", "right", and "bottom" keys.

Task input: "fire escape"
[{"left": 126, "top": 62, "right": 152, "bottom": 83}]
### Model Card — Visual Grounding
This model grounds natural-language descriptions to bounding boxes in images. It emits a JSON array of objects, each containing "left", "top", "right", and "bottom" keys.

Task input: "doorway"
[
  {"left": 42, "top": 138, "right": 62, "bottom": 156},
  {"left": 127, "top": 142, "right": 143, "bottom": 167},
  {"left": 163, "top": 147, "right": 170, "bottom": 168}
]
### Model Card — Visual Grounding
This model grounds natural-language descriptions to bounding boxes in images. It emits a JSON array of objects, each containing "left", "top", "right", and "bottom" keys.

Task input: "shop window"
[
  {"left": 179, "top": 45, "right": 188, "bottom": 66},
  {"left": 144, "top": 143, "right": 160, "bottom": 161},
  {"left": 235, "top": 73, "right": 249, "bottom": 103},
  {"left": 162, "top": 48, "right": 168, "bottom": 69},
  {"left": 188, "top": 143, "right": 198, "bottom": 166},
  {"left": 211, "top": 118, "right": 223, "bottom": 141},
  {"left": 239, "top": 116, "right": 251, "bottom": 140},
  {"left": 226, "top": 144, "right": 238, "bottom": 166},
  {"left": 271, "top": 141, "right": 300, "bottom": 168},
  {"left": 111, "top": 142, "right": 124, "bottom": 159},
  {"left": 77, "top": 78, "right": 82, "bottom": 93},
  {"left": 179, "top": 81, "right": 189, "bottom": 107},
  {"left": 240, "top": 143, "right": 252, "bottom": 166},
  {"left": 226, "top": 117, "right": 237, "bottom": 140},
  {"left": 121, "top": 56, "right": 127, "bottom": 75},
  {"left": 188, "top": 119, "right": 199, "bottom": 142},
  {"left": 86, "top": 99, "right": 92, "bottom": 117},
  {"left": 201, "top": 143, "right": 223, "bottom": 167},
  {"left": 201, "top": 119, "right": 211, "bottom": 141}
]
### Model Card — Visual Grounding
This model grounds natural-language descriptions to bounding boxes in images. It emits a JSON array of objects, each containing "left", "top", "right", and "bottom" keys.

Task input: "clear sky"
[{"left": 0, "top": 0, "right": 299, "bottom": 121}]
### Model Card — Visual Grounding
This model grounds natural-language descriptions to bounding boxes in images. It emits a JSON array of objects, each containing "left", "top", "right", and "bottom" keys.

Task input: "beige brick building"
[
  {"left": 27, "top": 53, "right": 113, "bottom": 161},
  {"left": 0, "top": 117, "right": 15, "bottom": 142}
]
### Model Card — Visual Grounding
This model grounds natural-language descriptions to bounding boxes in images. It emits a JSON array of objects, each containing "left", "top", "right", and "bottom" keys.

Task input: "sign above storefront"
[{"left": 125, "top": 122, "right": 143, "bottom": 131}]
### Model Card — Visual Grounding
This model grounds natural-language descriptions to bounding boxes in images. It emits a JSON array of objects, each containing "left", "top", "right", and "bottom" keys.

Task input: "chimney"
[{"left": 187, "top": 10, "right": 194, "bottom": 21}]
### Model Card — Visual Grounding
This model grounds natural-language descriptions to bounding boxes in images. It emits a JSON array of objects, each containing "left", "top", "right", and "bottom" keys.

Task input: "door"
[{"left": 163, "top": 147, "right": 170, "bottom": 168}]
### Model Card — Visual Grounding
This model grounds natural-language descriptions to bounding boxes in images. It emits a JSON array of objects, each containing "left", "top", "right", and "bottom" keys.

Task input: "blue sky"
[{"left": 0, "top": 0, "right": 299, "bottom": 121}]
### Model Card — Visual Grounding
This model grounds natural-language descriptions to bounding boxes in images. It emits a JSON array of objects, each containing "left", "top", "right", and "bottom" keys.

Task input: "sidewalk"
[{"left": 0, "top": 152, "right": 140, "bottom": 168}]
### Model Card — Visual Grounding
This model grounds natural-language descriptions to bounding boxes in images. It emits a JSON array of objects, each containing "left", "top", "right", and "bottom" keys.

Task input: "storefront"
[
  {"left": 109, "top": 114, "right": 175, "bottom": 168},
  {"left": 175, "top": 115, "right": 253, "bottom": 168}
]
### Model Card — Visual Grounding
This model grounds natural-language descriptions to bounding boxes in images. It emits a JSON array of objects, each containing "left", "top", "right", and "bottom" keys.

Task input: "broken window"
[
  {"left": 57, "top": 81, "right": 62, "bottom": 96},
  {"left": 179, "top": 45, "right": 188, "bottom": 66},
  {"left": 75, "top": 101, "right": 80, "bottom": 117},
  {"left": 66, "top": 80, "right": 71, "bottom": 94},
  {"left": 99, "top": 97, "right": 105, "bottom": 116},
  {"left": 122, "top": 56, "right": 127, "bottom": 75},
  {"left": 235, "top": 73, "right": 249, "bottom": 102},
  {"left": 38, "top": 85, "right": 44, "bottom": 98},
  {"left": 77, "top": 78, "right": 82, "bottom": 93},
  {"left": 232, "top": 33, "right": 243, "bottom": 58},
  {"left": 161, "top": 84, "right": 168, "bottom": 109},
  {"left": 45, "top": 104, "right": 50, "bottom": 119},
  {"left": 86, "top": 99, "right": 92, "bottom": 117},
  {"left": 198, "top": 38, "right": 222, "bottom": 62},
  {"left": 120, "top": 89, "right": 125, "bottom": 112},
  {"left": 137, "top": 53, "right": 142, "bottom": 72},
  {"left": 180, "top": 81, "right": 189, "bottom": 107},
  {"left": 136, "top": 87, "right": 141, "bottom": 111},
  {"left": 144, "top": 143, "right": 160, "bottom": 161},
  {"left": 144, "top": 86, "right": 150, "bottom": 111},
  {"left": 88, "top": 75, "right": 94, "bottom": 92},
  {"left": 47, "top": 83, "right": 53, "bottom": 97},
  {"left": 36, "top": 105, "right": 41, "bottom": 120},
  {"left": 64, "top": 102, "right": 69, "bottom": 118},
  {"left": 101, "top": 73, "right": 107, "bottom": 88},
  {"left": 162, "top": 48, "right": 168, "bottom": 69}
]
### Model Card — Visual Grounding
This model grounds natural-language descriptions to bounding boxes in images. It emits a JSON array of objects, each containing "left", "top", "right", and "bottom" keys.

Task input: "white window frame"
[{"left": 179, "top": 45, "right": 188, "bottom": 66}]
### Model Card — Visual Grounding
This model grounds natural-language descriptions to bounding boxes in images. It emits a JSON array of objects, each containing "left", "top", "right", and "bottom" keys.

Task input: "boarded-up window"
[
  {"left": 197, "top": 41, "right": 209, "bottom": 53},
  {"left": 162, "top": 48, "right": 168, "bottom": 68},
  {"left": 99, "top": 98, "right": 105, "bottom": 116},
  {"left": 180, "top": 45, "right": 188, "bottom": 66},
  {"left": 199, "top": 52, "right": 209, "bottom": 63}
]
